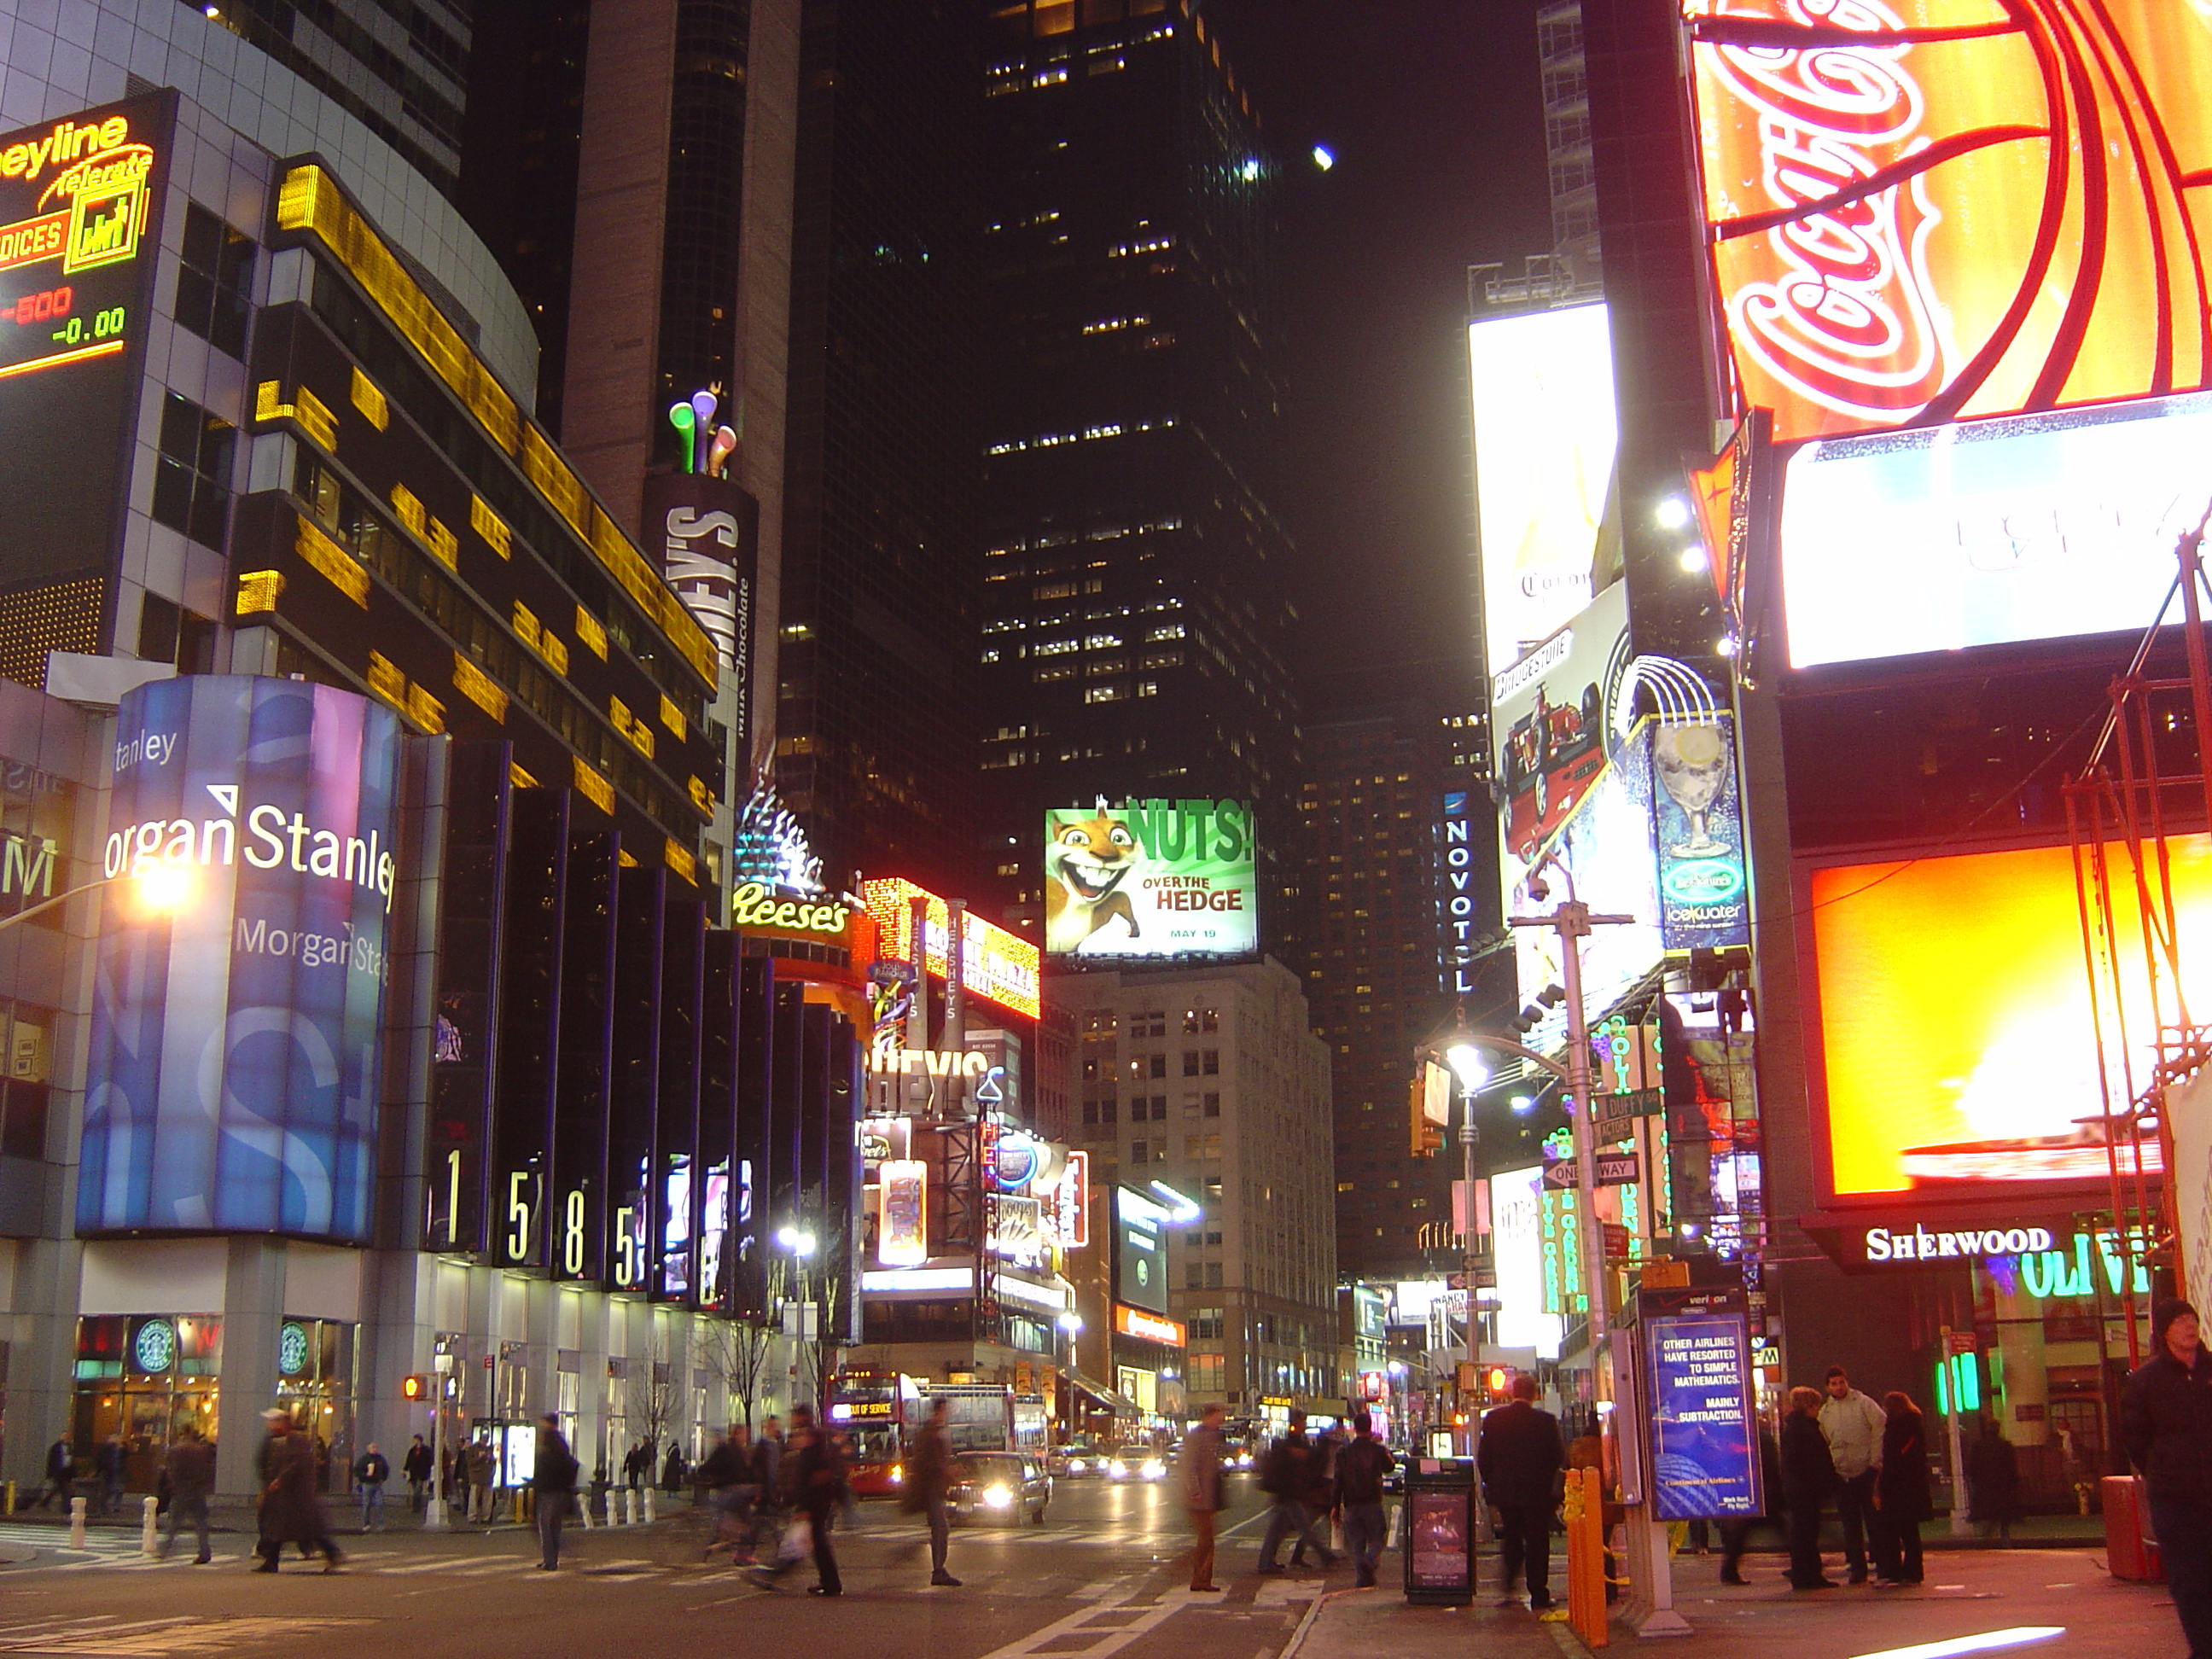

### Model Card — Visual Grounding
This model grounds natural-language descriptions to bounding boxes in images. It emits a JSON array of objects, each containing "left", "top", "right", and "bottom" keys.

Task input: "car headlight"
[
  {"left": 1141, "top": 1458, "right": 1165, "bottom": 1480},
  {"left": 983, "top": 1485, "right": 1014, "bottom": 1508},
  {"left": 1067, "top": 1458, "right": 1085, "bottom": 1473},
  {"left": 1106, "top": 1458, "right": 1127, "bottom": 1477},
  {"left": 890, "top": 1466, "right": 903, "bottom": 1483}
]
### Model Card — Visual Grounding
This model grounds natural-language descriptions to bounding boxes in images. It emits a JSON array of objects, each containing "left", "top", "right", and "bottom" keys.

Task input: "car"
[
  {"left": 1101, "top": 1448, "right": 1168, "bottom": 1482},
  {"left": 951, "top": 1452, "right": 1052, "bottom": 1525},
  {"left": 1054, "top": 1443, "right": 1105, "bottom": 1478}
]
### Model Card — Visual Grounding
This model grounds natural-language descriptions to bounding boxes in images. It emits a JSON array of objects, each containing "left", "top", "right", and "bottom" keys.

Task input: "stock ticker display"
[{"left": 0, "top": 93, "right": 173, "bottom": 605}]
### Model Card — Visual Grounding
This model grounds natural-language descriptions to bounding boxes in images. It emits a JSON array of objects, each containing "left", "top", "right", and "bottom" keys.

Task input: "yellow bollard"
[
  {"left": 1563, "top": 1468, "right": 1610, "bottom": 1648},
  {"left": 3, "top": 1480, "right": 15, "bottom": 1515}
]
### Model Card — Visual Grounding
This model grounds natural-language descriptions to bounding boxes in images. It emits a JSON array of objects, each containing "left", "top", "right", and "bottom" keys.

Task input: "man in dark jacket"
[
  {"left": 905, "top": 1399, "right": 961, "bottom": 1586},
  {"left": 160, "top": 1429, "right": 214, "bottom": 1563},
  {"left": 352, "top": 1442, "right": 390, "bottom": 1532},
  {"left": 32, "top": 1435, "right": 72, "bottom": 1511},
  {"left": 256, "top": 1411, "right": 342, "bottom": 1573},
  {"left": 533, "top": 1414, "right": 579, "bottom": 1570},
  {"left": 752, "top": 1404, "right": 847, "bottom": 1595},
  {"left": 1334, "top": 1412, "right": 1396, "bottom": 1588},
  {"left": 1477, "top": 1374, "right": 1566, "bottom": 1610},
  {"left": 1255, "top": 1410, "right": 1336, "bottom": 1573},
  {"left": 402, "top": 1435, "right": 432, "bottom": 1513},
  {"left": 2122, "top": 1296, "right": 2212, "bottom": 1657},
  {"left": 1965, "top": 1417, "right": 2023, "bottom": 1544},
  {"left": 1780, "top": 1387, "right": 1837, "bottom": 1590},
  {"left": 1180, "top": 1403, "right": 1228, "bottom": 1592}
]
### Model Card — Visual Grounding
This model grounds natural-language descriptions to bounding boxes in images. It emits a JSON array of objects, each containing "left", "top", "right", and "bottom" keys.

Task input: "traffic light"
[
  {"left": 1408, "top": 1077, "right": 1443, "bottom": 1156},
  {"left": 401, "top": 1373, "right": 428, "bottom": 1402},
  {"left": 1486, "top": 1365, "right": 1512, "bottom": 1398}
]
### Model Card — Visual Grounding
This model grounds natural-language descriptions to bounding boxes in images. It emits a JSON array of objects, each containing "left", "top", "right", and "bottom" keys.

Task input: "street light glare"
[
  {"left": 1445, "top": 1042, "right": 1488, "bottom": 1091},
  {"left": 134, "top": 862, "right": 194, "bottom": 914},
  {"left": 1655, "top": 494, "right": 1692, "bottom": 529},
  {"left": 1311, "top": 144, "right": 1334, "bottom": 171}
]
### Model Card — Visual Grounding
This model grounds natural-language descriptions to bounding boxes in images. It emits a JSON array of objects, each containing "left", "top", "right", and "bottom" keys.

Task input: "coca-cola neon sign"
[{"left": 1685, "top": 0, "right": 2212, "bottom": 445}]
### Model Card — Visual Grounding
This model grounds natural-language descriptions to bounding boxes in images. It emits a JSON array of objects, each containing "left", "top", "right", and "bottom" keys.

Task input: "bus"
[{"left": 828, "top": 1372, "right": 1021, "bottom": 1495}]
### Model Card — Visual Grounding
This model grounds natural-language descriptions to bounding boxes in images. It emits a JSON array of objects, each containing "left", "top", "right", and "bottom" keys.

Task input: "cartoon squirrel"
[{"left": 1045, "top": 806, "right": 1141, "bottom": 954}]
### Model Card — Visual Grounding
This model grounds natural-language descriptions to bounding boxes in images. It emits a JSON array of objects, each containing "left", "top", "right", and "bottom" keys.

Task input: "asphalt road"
[{"left": 0, "top": 1474, "right": 1349, "bottom": 1659}]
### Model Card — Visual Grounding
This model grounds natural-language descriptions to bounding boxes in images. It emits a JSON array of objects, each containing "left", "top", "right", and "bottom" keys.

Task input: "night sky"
[{"left": 1208, "top": 0, "right": 1551, "bottom": 718}]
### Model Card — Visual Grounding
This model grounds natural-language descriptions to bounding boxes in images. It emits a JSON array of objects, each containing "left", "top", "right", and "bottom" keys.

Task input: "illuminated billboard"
[
  {"left": 1043, "top": 798, "right": 1255, "bottom": 962},
  {"left": 1683, "top": 3, "right": 2212, "bottom": 446},
  {"left": 1809, "top": 839, "right": 2212, "bottom": 1200},
  {"left": 0, "top": 93, "right": 173, "bottom": 668},
  {"left": 1469, "top": 303, "right": 1616, "bottom": 673},
  {"left": 859, "top": 878, "right": 1041, "bottom": 1019},
  {"left": 78, "top": 677, "right": 403, "bottom": 1242},
  {"left": 1492, "top": 1165, "right": 1563, "bottom": 1359},
  {"left": 1779, "top": 391, "right": 2212, "bottom": 669},
  {"left": 1114, "top": 1186, "right": 1171, "bottom": 1315}
]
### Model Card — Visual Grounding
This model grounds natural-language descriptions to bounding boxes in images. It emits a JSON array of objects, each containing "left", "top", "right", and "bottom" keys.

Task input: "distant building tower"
[{"left": 1538, "top": 2, "right": 1601, "bottom": 291}]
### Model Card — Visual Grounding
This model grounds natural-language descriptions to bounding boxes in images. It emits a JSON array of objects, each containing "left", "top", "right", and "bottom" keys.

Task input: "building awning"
[{"left": 1066, "top": 1370, "right": 1139, "bottom": 1416}]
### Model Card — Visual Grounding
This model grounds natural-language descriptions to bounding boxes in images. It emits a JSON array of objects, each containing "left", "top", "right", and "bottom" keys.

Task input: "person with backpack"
[
  {"left": 1255, "top": 1409, "right": 1336, "bottom": 1573},
  {"left": 1333, "top": 1412, "right": 1396, "bottom": 1588},
  {"left": 532, "top": 1414, "right": 579, "bottom": 1570}
]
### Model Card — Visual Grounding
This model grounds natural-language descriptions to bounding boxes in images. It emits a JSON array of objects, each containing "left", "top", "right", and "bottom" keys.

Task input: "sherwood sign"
[{"left": 1865, "top": 1224, "right": 2055, "bottom": 1264}]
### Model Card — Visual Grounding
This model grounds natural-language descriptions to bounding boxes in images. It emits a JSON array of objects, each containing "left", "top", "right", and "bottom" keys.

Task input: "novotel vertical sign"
[
  {"left": 78, "top": 677, "right": 403, "bottom": 1243},
  {"left": 1438, "top": 789, "right": 1478, "bottom": 994}
]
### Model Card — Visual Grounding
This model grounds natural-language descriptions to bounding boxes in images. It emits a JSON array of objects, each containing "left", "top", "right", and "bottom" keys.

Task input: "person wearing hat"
[{"left": 2122, "top": 1296, "right": 2212, "bottom": 1656}]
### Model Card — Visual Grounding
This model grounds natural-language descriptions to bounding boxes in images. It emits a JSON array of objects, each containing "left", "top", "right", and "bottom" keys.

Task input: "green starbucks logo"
[
  {"left": 133, "top": 1318, "right": 176, "bottom": 1373},
  {"left": 278, "top": 1320, "right": 310, "bottom": 1377}
]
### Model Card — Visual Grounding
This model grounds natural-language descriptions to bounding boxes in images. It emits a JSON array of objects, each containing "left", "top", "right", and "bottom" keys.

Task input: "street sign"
[
  {"left": 1447, "top": 1267, "right": 1499, "bottom": 1291},
  {"left": 1540, "top": 1149, "right": 1641, "bottom": 1189},
  {"left": 1542, "top": 1159, "right": 1575, "bottom": 1191},
  {"left": 1602, "top": 1222, "right": 1631, "bottom": 1262},
  {"left": 868, "top": 959, "right": 917, "bottom": 984},
  {"left": 1945, "top": 1330, "right": 1977, "bottom": 1357}
]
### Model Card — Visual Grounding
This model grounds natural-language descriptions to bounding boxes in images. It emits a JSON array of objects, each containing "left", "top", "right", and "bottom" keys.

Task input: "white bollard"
[
  {"left": 141, "top": 1495, "right": 160, "bottom": 1556},
  {"left": 625, "top": 1488, "right": 638, "bottom": 1527},
  {"left": 643, "top": 1487, "right": 657, "bottom": 1525},
  {"left": 578, "top": 1492, "right": 594, "bottom": 1530},
  {"left": 68, "top": 1495, "right": 86, "bottom": 1549}
]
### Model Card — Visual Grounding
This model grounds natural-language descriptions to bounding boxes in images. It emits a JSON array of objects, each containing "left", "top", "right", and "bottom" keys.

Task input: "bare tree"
[
  {"left": 701, "top": 1317, "right": 775, "bottom": 1430},
  {"left": 626, "top": 1322, "right": 680, "bottom": 1461}
]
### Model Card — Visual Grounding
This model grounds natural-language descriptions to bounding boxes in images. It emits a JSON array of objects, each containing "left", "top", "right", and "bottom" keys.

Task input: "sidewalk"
[{"left": 1290, "top": 1545, "right": 2174, "bottom": 1659}]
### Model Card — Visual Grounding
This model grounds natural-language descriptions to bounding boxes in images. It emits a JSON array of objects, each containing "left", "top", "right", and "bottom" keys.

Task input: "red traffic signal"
[{"left": 401, "top": 1373, "right": 428, "bottom": 1401}]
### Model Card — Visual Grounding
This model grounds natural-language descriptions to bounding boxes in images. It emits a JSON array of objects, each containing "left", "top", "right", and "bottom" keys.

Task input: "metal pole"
[
  {"left": 1941, "top": 1329, "right": 1972, "bottom": 1538},
  {"left": 1462, "top": 1109, "right": 1481, "bottom": 1458},
  {"left": 425, "top": 1349, "right": 451, "bottom": 1531}
]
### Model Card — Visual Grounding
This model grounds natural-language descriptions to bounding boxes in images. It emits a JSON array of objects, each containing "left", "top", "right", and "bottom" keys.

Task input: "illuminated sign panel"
[
  {"left": 1468, "top": 303, "right": 1616, "bottom": 673},
  {"left": 1809, "top": 838, "right": 2210, "bottom": 1201},
  {"left": 0, "top": 93, "right": 172, "bottom": 635},
  {"left": 1682, "top": 3, "right": 2212, "bottom": 446},
  {"left": 878, "top": 1160, "right": 928, "bottom": 1266},
  {"left": 1115, "top": 1304, "right": 1185, "bottom": 1347},
  {"left": 1042, "top": 798, "right": 1256, "bottom": 962},
  {"left": 79, "top": 677, "right": 403, "bottom": 1242},
  {"left": 1492, "top": 1165, "right": 1563, "bottom": 1358},
  {"left": 1115, "top": 1186, "right": 1170, "bottom": 1316},
  {"left": 860, "top": 878, "right": 1041, "bottom": 1019},
  {"left": 1779, "top": 392, "right": 2212, "bottom": 669}
]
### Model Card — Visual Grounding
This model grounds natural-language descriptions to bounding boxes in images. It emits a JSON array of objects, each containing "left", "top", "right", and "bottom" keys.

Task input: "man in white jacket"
[{"left": 1819, "top": 1365, "right": 1887, "bottom": 1585}]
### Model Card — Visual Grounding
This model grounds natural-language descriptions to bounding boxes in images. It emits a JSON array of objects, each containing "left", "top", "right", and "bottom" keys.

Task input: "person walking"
[
  {"left": 1871, "top": 1391, "right": 1930, "bottom": 1586},
  {"left": 533, "top": 1414, "right": 579, "bottom": 1571},
  {"left": 1818, "top": 1365, "right": 1884, "bottom": 1584},
  {"left": 1781, "top": 1386, "right": 1838, "bottom": 1590},
  {"left": 94, "top": 1435, "right": 125, "bottom": 1516},
  {"left": 1255, "top": 1410, "right": 1336, "bottom": 1573},
  {"left": 1334, "top": 1412, "right": 1394, "bottom": 1589},
  {"left": 2122, "top": 1296, "right": 2212, "bottom": 1658},
  {"left": 160, "top": 1429, "right": 214, "bottom": 1563},
  {"left": 402, "top": 1435, "right": 432, "bottom": 1513},
  {"left": 1965, "top": 1417, "right": 2022, "bottom": 1544},
  {"left": 903, "top": 1398, "right": 961, "bottom": 1587},
  {"left": 697, "top": 1424, "right": 759, "bottom": 1563},
  {"left": 1718, "top": 1421, "right": 1784, "bottom": 1585},
  {"left": 1477, "top": 1373, "right": 1566, "bottom": 1613},
  {"left": 1180, "top": 1402, "right": 1228, "bottom": 1592},
  {"left": 663, "top": 1441, "right": 686, "bottom": 1493},
  {"left": 467, "top": 1435, "right": 496, "bottom": 1522},
  {"left": 32, "top": 1435, "right": 72, "bottom": 1511},
  {"left": 255, "top": 1410, "right": 342, "bottom": 1573},
  {"left": 352, "top": 1442, "right": 390, "bottom": 1533},
  {"left": 752, "top": 1404, "right": 847, "bottom": 1595}
]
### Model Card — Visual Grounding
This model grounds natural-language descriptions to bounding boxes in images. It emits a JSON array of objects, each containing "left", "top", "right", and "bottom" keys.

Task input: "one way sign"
[{"left": 1541, "top": 1150, "right": 1641, "bottom": 1190}]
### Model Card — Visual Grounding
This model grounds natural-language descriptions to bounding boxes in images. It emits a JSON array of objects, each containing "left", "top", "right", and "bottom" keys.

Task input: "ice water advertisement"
[
  {"left": 1650, "top": 717, "right": 1748, "bottom": 952},
  {"left": 78, "top": 677, "right": 401, "bottom": 1243},
  {"left": 1043, "top": 798, "right": 1255, "bottom": 960},
  {"left": 1644, "top": 1312, "right": 1760, "bottom": 1521}
]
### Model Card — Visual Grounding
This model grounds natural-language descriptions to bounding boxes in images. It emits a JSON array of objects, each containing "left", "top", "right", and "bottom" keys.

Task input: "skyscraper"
[{"left": 976, "top": 0, "right": 1302, "bottom": 946}]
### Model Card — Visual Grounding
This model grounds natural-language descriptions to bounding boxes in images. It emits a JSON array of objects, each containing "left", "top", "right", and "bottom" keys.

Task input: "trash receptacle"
[
  {"left": 2104, "top": 1474, "right": 2165, "bottom": 1581},
  {"left": 1402, "top": 1458, "right": 1476, "bottom": 1605}
]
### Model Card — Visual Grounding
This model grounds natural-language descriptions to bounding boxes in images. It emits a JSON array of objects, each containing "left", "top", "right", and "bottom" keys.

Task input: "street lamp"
[
  {"left": 776, "top": 1225, "right": 817, "bottom": 1257},
  {"left": 0, "top": 864, "right": 194, "bottom": 936}
]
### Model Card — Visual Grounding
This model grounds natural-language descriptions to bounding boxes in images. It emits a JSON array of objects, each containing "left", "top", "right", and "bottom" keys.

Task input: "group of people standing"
[{"left": 1776, "top": 1366, "right": 1933, "bottom": 1589}]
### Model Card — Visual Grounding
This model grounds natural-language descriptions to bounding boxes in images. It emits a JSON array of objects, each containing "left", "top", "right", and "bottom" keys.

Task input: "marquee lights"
[{"left": 860, "top": 877, "right": 1041, "bottom": 1020}]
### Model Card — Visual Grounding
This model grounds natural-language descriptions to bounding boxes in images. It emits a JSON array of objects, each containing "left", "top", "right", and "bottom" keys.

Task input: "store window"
[{"left": 73, "top": 1315, "right": 224, "bottom": 1493}]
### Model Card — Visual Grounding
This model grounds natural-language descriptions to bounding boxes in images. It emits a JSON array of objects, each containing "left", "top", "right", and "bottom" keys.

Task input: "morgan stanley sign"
[{"left": 78, "top": 677, "right": 402, "bottom": 1243}]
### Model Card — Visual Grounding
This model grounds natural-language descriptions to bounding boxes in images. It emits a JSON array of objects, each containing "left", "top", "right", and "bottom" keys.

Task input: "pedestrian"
[
  {"left": 750, "top": 1403, "right": 846, "bottom": 1596},
  {"left": 1818, "top": 1365, "right": 1885, "bottom": 1585},
  {"left": 1255, "top": 1409, "right": 1336, "bottom": 1573},
  {"left": 624, "top": 1441, "right": 645, "bottom": 1488},
  {"left": 1718, "top": 1420, "right": 1784, "bottom": 1585},
  {"left": 95, "top": 1434, "right": 125, "bottom": 1516},
  {"left": 402, "top": 1434, "right": 432, "bottom": 1513},
  {"left": 353, "top": 1442, "right": 390, "bottom": 1532},
  {"left": 160, "top": 1428, "right": 214, "bottom": 1564},
  {"left": 1871, "top": 1391, "right": 1930, "bottom": 1586},
  {"left": 1477, "top": 1373, "right": 1566, "bottom": 1613},
  {"left": 697, "top": 1425, "right": 759, "bottom": 1563},
  {"left": 468, "top": 1435, "right": 496, "bottom": 1522},
  {"left": 901, "top": 1397, "right": 961, "bottom": 1586},
  {"left": 663, "top": 1441, "right": 685, "bottom": 1493},
  {"left": 32, "top": 1434, "right": 72, "bottom": 1511},
  {"left": 1179, "top": 1402, "right": 1228, "bottom": 1592},
  {"left": 2122, "top": 1296, "right": 2212, "bottom": 1659},
  {"left": 533, "top": 1414, "right": 579, "bottom": 1570},
  {"left": 254, "top": 1409, "right": 343, "bottom": 1573},
  {"left": 1965, "top": 1416, "right": 2022, "bottom": 1545},
  {"left": 1334, "top": 1412, "right": 1395, "bottom": 1589},
  {"left": 1781, "top": 1386, "right": 1838, "bottom": 1590},
  {"left": 1288, "top": 1422, "right": 1339, "bottom": 1569}
]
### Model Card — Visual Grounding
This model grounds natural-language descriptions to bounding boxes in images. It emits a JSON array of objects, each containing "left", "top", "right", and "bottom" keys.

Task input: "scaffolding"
[{"left": 2064, "top": 503, "right": 2212, "bottom": 1368}]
